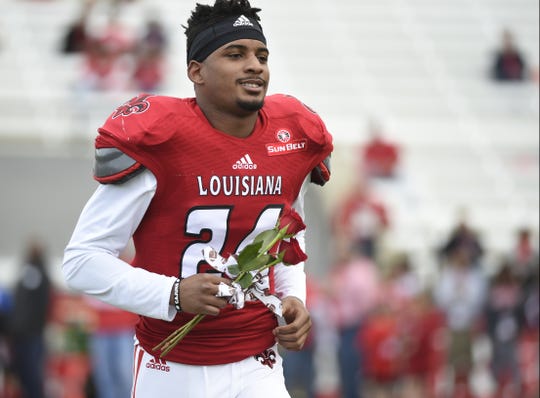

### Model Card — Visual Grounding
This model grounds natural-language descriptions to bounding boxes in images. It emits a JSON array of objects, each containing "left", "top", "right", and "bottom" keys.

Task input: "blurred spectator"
[
  {"left": 434, "top": 242, "right": 488, "bottom": 398},
  {"left": 357, "top": 256, "right": 443, "bottom": 398},
  {"left": 439, "top": 209, "right": 484, "bottom": 264},
  {"left": 521, "top": 267, "right": 539, "bottom": 333},
  {"left": 46, "top": 292, "right": 94, "bottom": 398},
  {"left": 519, "top": 266, "right": 539, "bottom": 398},
  {"left": 79, "top": 12, "right": 135, "bottom": 92},
  {"left": 491, "top": 29, "right": 528, "bottom": 82},
  {"left": 132, "top": 17, "right": 167, "bottom": 92},
  {"left": 83, "top": 247, "right": 137, "bottom": 398},
  {"left": 0, "top": 285, "right": 12, "bottom": 338},
  {"left": 283, "top": 275, "right": 320, "bottom": 398},
  {"left": 132, "top": 46, "right": 165, "bottom": 92},
  {"left": 485, "top": 260, "right": 524, "bottom": 397},
  {"left": 383, "top": 252, "right": 422, "bottom": 310},
  {"left": 357, "top": 302, "right": 404, "bottom": 398},
  {"left": 510, "top": 227, "right": 538, "bottom": 283},
  {"left": 333, "top": 181, "right": 389, "bottom": 260},
  {"left": 0, "top": 286, "right": 13, "bottom": 396},
  {"left": 139, "top": 17, "right": 167, "bottom": 54},
  {"left": 401, "top": 290, "right": 447, "bottom": 398},
  {"left": 85, "top": 298, "right": 137, "bottom": 398},
  {"left": 360, "top": 120, "right": 401, "bottom": 179},
  {"left": 61, "top": 0, "right": 95, "bottom": 54},
  {"left": 9, "top": 238, "right": 52, "bottom": 398},
  {"left": 327, "top": 244, "right": 381, "bottom": 398}
]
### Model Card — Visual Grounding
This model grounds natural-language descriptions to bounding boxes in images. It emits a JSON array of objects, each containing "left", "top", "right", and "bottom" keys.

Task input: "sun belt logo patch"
[
  {"left": 267, "top": 129, "right": 307, "bottom": 156},
  {"left": 266, "top": 139, "right": 307, "bottom": 156},
  {"left": 112, "top": 94, "right": 152, "bottom": 119}
]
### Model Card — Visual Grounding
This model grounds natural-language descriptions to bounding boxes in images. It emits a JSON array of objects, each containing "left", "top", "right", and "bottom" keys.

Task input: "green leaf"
[
  {"left": 242, "top": 254, "right": 272, "bottom": 272},
  {"left": 253, "top": 229, "right": 279, "bottom": 252},
  {"left": 227, "top": 264, "right": 240, "bottom": 276},
  {"left": 237, "top": 272, "right": 253, "bottom": 289},
  {"left": 237, "top": 241, "right": 263, "bottom": 270}
]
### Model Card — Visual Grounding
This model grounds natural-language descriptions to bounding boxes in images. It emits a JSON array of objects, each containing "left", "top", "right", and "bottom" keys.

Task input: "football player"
[{"left": 63, "top": 1, "right": 333, "bottom": 396}]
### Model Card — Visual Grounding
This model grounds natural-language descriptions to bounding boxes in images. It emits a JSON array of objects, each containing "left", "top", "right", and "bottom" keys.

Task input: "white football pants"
[{"left": 131, "top": 343, "right": 291, "bottom": 398}]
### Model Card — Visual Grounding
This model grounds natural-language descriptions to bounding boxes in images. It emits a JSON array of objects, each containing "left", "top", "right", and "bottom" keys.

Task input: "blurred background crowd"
[{"left": 0, "top": 0, "right": 538, "bottom": 398}]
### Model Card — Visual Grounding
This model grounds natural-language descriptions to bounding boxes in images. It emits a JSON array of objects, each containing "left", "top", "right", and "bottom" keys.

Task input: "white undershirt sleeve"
[
  {"left": 62, "top": 169, "right": 178, "bottom": 321},
  {"left": 273, "top": 177, "right": 310, "bottom": 305}
]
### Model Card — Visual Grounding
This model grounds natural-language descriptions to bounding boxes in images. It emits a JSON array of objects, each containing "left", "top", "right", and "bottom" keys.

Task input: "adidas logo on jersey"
[
  {"left": 233, "top": 154, "right": 258, "bottom": 170},
  {"left": 146, "top": 358, "right": 170, "bottom": 372},
  {"left": 233, "top": 15, "right": 254, "bottom": 27}
]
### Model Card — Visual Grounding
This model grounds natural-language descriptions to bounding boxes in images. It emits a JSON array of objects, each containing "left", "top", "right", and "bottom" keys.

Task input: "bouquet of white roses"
[{"left": 153, "top": 207, "right": 308, "bottom": 357}]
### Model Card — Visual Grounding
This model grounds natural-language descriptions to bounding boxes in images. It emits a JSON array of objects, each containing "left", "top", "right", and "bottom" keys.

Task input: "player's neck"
[{"left": 197, "top": 102, "right": 259, "bottom": 138}]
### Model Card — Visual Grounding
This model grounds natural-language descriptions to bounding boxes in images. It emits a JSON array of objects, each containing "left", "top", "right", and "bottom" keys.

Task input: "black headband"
[{"left": 187, "top": 15, "right": 266, "bottom": 63}]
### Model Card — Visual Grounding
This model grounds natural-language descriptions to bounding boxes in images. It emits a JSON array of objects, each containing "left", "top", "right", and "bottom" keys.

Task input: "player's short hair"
[{"left": 184, "top": 0, "right": 263, "bottom": 55}]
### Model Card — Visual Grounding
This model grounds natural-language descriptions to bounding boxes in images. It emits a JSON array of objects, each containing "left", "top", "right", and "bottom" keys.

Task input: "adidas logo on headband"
[
  {"left": 233, "top": 15, "right": 254, "bottom": 27},
  {"left": 187, "top": 14, "right": 266, "bottom": 63}
]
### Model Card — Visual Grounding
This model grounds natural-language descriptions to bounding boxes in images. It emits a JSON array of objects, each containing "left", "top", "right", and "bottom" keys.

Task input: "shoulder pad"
[
  {"left": 310, "top": 156, "right": 331, "bottom": 186},
  {"left": 94, "top": 147, "right": 145, "bottom": 184}
]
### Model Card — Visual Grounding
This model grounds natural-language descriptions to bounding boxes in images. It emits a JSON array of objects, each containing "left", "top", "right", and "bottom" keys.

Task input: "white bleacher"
[{"left": 0, "top": 0, "right": 538, "bottom": 271}]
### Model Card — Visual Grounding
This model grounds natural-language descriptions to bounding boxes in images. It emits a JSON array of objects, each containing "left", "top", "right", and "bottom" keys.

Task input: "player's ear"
[{"left": 187, "top": 60, "right": 204, "bottom": 85}]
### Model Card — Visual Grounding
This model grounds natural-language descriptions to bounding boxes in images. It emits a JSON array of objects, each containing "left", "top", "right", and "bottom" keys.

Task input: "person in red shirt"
[
  {"left": 62, "top": 1, "right": 333, "bottom": 397},
  {"left": 328, "top": 245, "right": 381, "bottom": 398},
  {"left": 132, "top": 18, "right": 168, "bottom": 92},
  {"left": 491, "top": 29, "right": 527, "bottom": 82},
  {"left": 511, "top": 227, "right": 538, "bottom": 282},
  {"left": 333, "top": 182, "right": 389, "bottom": 260},
  {"left": 79, "top": 13, "right": 135, "bottom": 91},
  {"left": 357, "top": 303, "right": 404, "bottom": 396},
  {"left": 401, "top": 291, "right": 447, "bottom": 398},
  {"left": 361, "top": 120, "right": 400, "bottom": 179}
]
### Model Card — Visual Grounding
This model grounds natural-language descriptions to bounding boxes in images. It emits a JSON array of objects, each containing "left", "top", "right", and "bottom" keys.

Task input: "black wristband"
[{"left": 173, "top": 278, "right": 183, "bottom": 312}]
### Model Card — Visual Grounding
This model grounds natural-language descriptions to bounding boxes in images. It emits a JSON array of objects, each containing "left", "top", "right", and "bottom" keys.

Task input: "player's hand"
[
  {"left": 175, "top": 274, "right": 231, "bottom": 316},
  {"left": 273, "top": 296, "right": 311, "bottom": 351}
]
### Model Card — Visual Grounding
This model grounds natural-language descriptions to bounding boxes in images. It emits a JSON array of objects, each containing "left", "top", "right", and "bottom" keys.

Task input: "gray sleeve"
[{"left": 94, "top": 147, "right": 145, "bottom": 184}]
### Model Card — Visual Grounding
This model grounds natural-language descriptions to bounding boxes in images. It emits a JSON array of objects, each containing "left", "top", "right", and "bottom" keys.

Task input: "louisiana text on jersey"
[{"left": 197, "top": 175, "right": 282, "bottom": 197}]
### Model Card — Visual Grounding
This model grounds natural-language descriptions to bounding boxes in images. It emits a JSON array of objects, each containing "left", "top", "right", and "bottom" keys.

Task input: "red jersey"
[
  {"left": 95, "top": 93, "right": 333, "bottom": 365},
  {"left": 358, "top": 311, "right": 404, "bottom": 382}
]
